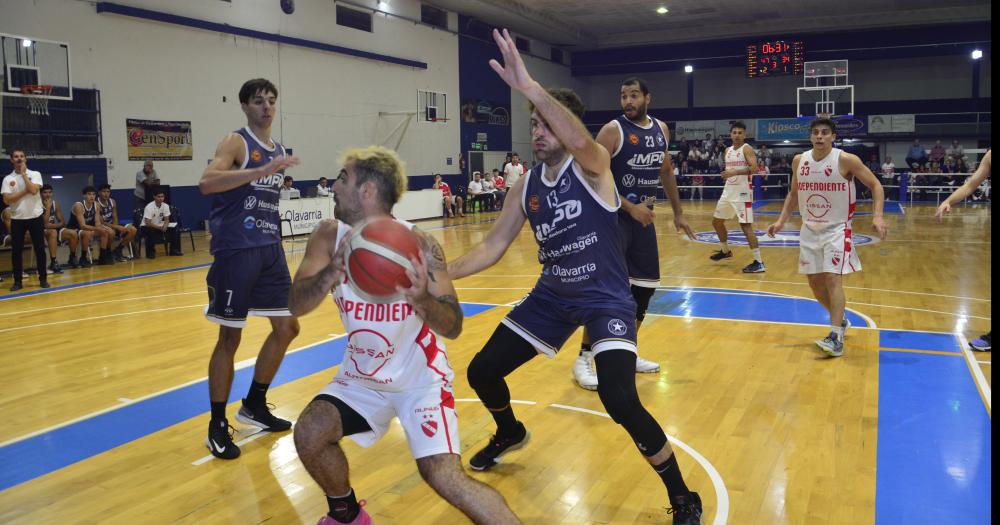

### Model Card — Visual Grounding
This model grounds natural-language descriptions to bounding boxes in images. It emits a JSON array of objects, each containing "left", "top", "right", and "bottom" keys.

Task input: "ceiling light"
[
  {"left": 783, "top": 140, "right": 790, "bottom": 144},
  {"left": 971, "top": 49, "right": 983, "bottom": 60},
  {"left": 22, "top": 39, "right": 32, "bottom": 47},
  {"left": 684, "top": 65, "right": 693, "bottom": 73},
  {"left": 656, "top": 6, "right": 668, "bottom": 14}
]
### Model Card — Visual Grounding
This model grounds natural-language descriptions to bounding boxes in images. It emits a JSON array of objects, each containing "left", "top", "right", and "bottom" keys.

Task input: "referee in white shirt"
[{"left": 1, "top": 147, "right": 48, "bottom": 290}]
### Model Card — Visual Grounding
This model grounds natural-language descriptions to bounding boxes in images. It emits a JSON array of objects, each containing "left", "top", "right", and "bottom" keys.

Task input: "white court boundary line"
[
  {"left": 957, "top": 332, "right": 992, "bottom": 412},
  {"left": 4, "top": 290, "right": 204, "bottom": 315},
  {"left": 548, "top": 403, "right": 729, "bottom": 525},
  {"left": 0, "top": 304, "right": 206, "bottom": 334},
  {"left": 1, "top": 334, "right": 346, "bottom": 449}
]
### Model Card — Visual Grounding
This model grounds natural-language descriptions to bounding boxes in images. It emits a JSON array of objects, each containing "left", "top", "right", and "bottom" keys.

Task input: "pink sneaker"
[{"left": 316, "top": 501, "right": 372, "bottom": 525}]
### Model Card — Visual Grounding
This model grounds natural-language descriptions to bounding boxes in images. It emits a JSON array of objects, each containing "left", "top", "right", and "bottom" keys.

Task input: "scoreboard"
[{"left": 747, "top": 40, "right": 804, "bottom": 77}]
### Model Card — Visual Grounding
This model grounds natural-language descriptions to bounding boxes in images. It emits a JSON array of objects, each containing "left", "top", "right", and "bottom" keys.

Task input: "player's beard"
[
  {"left": 625, "top": 102, "right": 648, "bottom": 123},
  {"left": 535, "top": 143, "right": 567, "bottom": 166}
]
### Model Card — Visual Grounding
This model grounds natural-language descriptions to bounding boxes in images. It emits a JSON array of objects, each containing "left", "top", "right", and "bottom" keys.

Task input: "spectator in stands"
[
  {"left": 930, "top": 140, "right": 947, "bottom": 163},
  {"left": 758, "top": 144, "right": 772, "bottom": 167},
  {"left": 881, "top": 156, "right": 896, "bottom": 181},
  {"left": 134, "top": 160, "right": 160, "bottom": 212},
  {"left": 433, "top": 174, "right": 463, "bottom": 218},
  {"left": 41, "top": 184, "right": 75, "bottom": 271},
  {"left": 142, "top": 189, "right": 180, "bottom": 258},
  {"left": 866, "top": 153, "right": 880, "bottom": 175},
  {"left": 484, "top": 172, "right": 504, "bottom": 211},
  {"left": 688, "top": 143, "right": 705, "bottom": 171},
  {"left": 947, "top": 140, "right": 966, "bottom": 166},
  {"left": 467, "top": 171, "right": 491, "bottom": 212},
  {"left": 906, "top": 139, "right": 928, "bottom": 169},
  {"left": 315, "top": 177, "right": 330, "bottom": 197},
  {"left": 280, "top": 175, "right": 300, "bottom": 199},
  {"left": 677, "top": 136, "right": 690, "bottom": 159},
  {"left": 503, "top": 153, "right": 525, "bottom": 188},
  {"left": 2, "top": 147, "right": 49, "bottom": 290}
]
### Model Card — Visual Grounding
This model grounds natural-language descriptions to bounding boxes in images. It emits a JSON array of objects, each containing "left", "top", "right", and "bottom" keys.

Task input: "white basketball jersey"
[
  {"left": 796, "top": 148, "right": 856, "bottom": 231},
  {"left": 721, "top": 144, "right": 753, "bottom": 202},
  {"left": 332, "top": 219, "right": 453, "bottom": 392}
]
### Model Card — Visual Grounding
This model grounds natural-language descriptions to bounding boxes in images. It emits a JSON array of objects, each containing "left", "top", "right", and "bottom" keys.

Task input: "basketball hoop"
[{"left": 21, "top": 84, "right": 53, "bottom": 116}]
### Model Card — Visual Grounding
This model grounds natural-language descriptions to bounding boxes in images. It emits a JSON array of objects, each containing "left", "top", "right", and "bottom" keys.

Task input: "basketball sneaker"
[
  {"left": 635, "top": 355, "right": 661, "bottom": 373},
  {"left": 741, "top": 261, "right": 766, "bottom": 273},
  {"left": 969, "top": 332, "right": 991, "bottom": 352},
  {"left": 66, "top": 254, "right": 79, "bottom": 268},
  {"left": 236, "top": 400, "right": 292, "bottom": 432},
  {"left": 469, "top": 422, "right": 530, "bottom": 471},
  {"left": 206, "top": 418, "right": 241, "bottom": 460},
  {"left": 709, "top": 250, "right": 733, "bottom": 261},
  {"left": 48, "top": 259, "right": 64, "bottom": 274},
  {"left": 573, "top": 353, "right": 599, "bottom": 390},
  {"left": 815, "top": 331, "right": 844, "bottom": 357},
  {"left": 667, "top": 491, "right": 703, "bottom": 525},
  {"left": 316, "top": 501, "right": 371, "bottom": 525}
]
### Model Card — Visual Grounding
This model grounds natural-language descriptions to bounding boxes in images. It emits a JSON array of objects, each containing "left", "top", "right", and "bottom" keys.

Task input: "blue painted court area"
[
  {"left": 647, "top": 287, "right": 869, "bottom": 327},
  {"left": 877, "top": 348, "right": 991, "bottom": 524},
  {"left": 0, "top": 302, "right": 495, "bottom": 491},
  {"left": 880, "top": 329, "right": 963, "bottom": 353}
]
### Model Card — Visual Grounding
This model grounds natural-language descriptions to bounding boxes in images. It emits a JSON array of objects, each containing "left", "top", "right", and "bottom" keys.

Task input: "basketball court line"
[
  {"left": 0, "top": 262, "right": 213, "bottom": 301},
  {"left": 0, "top": 303, "right": 206, "bottom": 334},
  {"left": 3, "top": 290, "right": 204, "bottom": 315},
  {"left": 957, "top": 332, "right": 992, "bottom": 411}
]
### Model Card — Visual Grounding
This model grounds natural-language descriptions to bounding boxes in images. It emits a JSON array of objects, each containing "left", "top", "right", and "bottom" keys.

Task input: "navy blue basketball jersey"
[
  {"left": 67, "top": 201, "right": 96, "bottom": 229},
  {"left": 520, "top": 156, "right": 635, "bottom": 311},
  {"left": 611, "top": 115, "right": 667, "bottom": 206},
  {"left": 208, "top": 127, "right": 286, "bottom": 254},
  {"left": 98, "top": 198, "right": 115, "bottom": 225}
]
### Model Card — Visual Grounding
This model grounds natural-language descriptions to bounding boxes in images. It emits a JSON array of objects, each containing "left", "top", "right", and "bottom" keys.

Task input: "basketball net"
[{"left": 21, "top": 85, "right": 53, "bottom": 116}]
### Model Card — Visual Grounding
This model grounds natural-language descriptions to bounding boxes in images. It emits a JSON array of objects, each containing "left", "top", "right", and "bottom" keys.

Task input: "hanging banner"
[
  {"left": 127, "top": 119, "right": 193, "bottom": 160},
  {"left": 757, "top": 116, "right": 866, "bottom": 140}
]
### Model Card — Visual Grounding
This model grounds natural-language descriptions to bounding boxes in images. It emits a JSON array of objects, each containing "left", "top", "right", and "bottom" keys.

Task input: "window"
[
  {"left": 418, "top": 90, "right": 447, "bottom": 122},
  {"left": 550, "top": 48, "right": 564, "bottom": 64},
  {"left": 515, "top": 37, "right": 530, "bottom": 53},
  {"left": 421, "top": 4, "right": 448, "bottom": 29},
  {"left": 337, "top": 5, "right": 372, "bottom": 33}
]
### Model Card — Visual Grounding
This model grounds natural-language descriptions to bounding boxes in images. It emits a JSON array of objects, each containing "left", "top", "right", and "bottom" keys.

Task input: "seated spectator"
[
  {"left": 66, "top": 185, "right": 112, "bottom": 267},
  {"left": 142, "top": 190, "right": 181, "bottom": 258},
  {"left": 433, "top": 174, "right": 464, "bottom": 218},
  {"left": 758, "top": 144, "right": 772, "bottom": 167},
  {"left": 40, "top": 184, "right": 75, "bottom": 272},
  {"left": 906, "top": 139, "right": 928, "bottom": 169},
  {"left": 942, "top": 158, "right": 957, "bottom": 174},
  {"left": 466, "top": 171, "right": 493, "bottom": 212},
  {"left": 316, "top": 177, "right": 331, "bottom": 197},
  {"left": 97, "top": 183, "right": 137, "bottom": 262},
  {"left": 881, "top": 157, "right": 896, "bottom": 181},
  {"left": 677, "top": 137, "right": 690, "bottom": 159},
  {"left": 930, "top": 140, "right": 947, "bottom": 163},
  {"left": 279, "top": 175, "right": 300, "bottom": 200},
  {"left": 947, "top": 140, "right": 966, "bottom": 166},
  {"left": 866, "top": 153, "right": 880, "bottom": 175},
  {"left": 484, "top": 172, "right": 505, "bottom": 210}
]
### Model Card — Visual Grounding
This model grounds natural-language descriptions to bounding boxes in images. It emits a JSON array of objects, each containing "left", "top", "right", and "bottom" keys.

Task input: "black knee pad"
[
  {"left": 630, "top": 285, "right": 656, "bottom": 322},
  {"left": 466, "top": 324, "right": 537, "bottom": 392},
  {"left": 595, "top": 351, "right": 669, "bottom": 456}
]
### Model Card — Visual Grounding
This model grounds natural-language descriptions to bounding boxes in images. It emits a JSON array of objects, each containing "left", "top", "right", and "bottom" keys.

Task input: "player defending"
[
  {"left": 97, "top": 184, "right": 137, "bottom": 261},
  {"left": 289, "top": 146, "right": 520, "bottom": 525},
  {"left": 936, "top": 149, "right": 991, "bottom": 351},
  {"left": 572, "top": 77, "right": 695, "bottom": 390},
  {"left": 198, "top": 78, "right": 301, "bottom": 459},
  {"left": 767, "top": 118, "right": 887, "bottom": 356},
  {"left": 449, "top": 29, "right": 703, "bottom": 524},
  {"left": 709, "top": 122, "right": 765, "bottom": 273}
]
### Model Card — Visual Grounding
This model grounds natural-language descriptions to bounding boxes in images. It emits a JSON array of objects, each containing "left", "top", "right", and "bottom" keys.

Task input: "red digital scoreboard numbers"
[{"left": 746, "top": 40, "right": 804, "bottom": 77}]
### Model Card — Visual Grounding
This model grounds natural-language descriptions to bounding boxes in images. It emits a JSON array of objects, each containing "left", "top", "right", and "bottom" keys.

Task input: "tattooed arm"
[
  {"left": 289, "top": 219, "right": 346, "bottom": 316},
  {"left": 396, "top": 227, "right": 464, "bottom": 339}
]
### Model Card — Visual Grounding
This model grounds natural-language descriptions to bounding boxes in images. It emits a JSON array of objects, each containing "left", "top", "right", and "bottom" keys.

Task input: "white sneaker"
[
  {"left": 572, "top": 353, "right": 598, "bottom": 390},
  {"left": 841, "top": 317, "right": 851, "bottom": 338},
  {"left": 635, "top": 355, "right": 660, "bottom": 374}
]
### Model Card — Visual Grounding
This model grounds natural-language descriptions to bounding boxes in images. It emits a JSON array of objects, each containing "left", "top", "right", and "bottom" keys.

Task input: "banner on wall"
[
  {"left": 757, "top": 116, "right": 866, "bottom": 141},
  {"left": 869, "top": 114, "right": 915, "bottom": 134},
  {"left": 674, "top": 120, "right": 716, "bottom": 140},
  {"left": 127, "top": 119, "right": 193, "bottom": 160},
  {"left": 460, "top": 99, "right": 510, "bottom": 126}
]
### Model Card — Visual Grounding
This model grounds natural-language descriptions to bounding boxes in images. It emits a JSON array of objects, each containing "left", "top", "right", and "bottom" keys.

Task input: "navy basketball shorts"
[
  {"left": 205, "top": 243, "right": 292, "bottom": 328},
  {"left": 501, "top": 293, "right": 638, "bottom": 358},
  {"left": 619, "top": 212, "right": 660, "bottom": 289}
]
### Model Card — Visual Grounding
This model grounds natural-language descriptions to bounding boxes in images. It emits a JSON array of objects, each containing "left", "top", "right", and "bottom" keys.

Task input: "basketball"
[
  {"left": 280, "top": 0, "right": 295, "bottom": 14},
  {"left": 344, "top": 218, "right": 421, "bottom": 303}
]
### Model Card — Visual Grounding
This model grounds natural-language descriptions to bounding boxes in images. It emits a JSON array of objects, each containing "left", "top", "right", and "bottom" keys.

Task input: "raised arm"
[
  {"left": 448, "top": 176, "right": 528, "bottom": 279},
  {"left": 398, "top": 228, "right": 463, "bottom": 339},
  {"left": 198, "top": 133, "right": 300, "bottom": 195},
  {"left": 289, "top": 219, "right": 344, "bottom": 317}
]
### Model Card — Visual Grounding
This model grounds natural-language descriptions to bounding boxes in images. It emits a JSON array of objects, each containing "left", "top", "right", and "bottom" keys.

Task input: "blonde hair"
[{"left": 338, "top": 145, "right": 407, "bottom": 209}]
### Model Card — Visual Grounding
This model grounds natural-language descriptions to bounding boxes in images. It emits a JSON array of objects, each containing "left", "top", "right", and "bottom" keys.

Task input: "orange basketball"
[{"left": 345, "top": 218, "right": 421, "bottom": 303}]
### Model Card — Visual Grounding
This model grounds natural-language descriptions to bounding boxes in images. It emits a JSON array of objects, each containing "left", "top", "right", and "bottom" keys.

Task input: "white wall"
[{"left": 0, "top": 0, "right": 460, "bottom": 187}]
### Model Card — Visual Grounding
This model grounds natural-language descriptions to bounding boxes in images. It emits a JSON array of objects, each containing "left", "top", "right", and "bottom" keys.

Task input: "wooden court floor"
[{"left": 0, "top": 200, "right": 990, "bottom": 524}]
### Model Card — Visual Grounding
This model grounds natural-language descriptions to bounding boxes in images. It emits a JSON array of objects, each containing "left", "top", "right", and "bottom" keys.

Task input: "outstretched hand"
[{"left": 488, "top": 29, "right": 536, "bottom": 93}]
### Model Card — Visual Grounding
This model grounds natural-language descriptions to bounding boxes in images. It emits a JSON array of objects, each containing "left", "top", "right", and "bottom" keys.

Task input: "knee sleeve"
[
  {"left": 630, "top": 284, "right": 656, "bottom": 322},
  {"left": 595, "top": 351, "right": 669, "bottom": 456},
  {"left": 466, "top": 324, "right": 537, "bottom": 405}
]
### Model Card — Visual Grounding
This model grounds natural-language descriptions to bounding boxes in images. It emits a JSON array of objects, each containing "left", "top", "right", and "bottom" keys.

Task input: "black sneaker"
[
  {"left": 709, "top": 250, "right": 733, "bottom": 261},
  {"left": 114, "top": 250, "right": 128, "bottom": 263},
  {"left": 48, "top": 260, "right": 64, "bottom": 274},
  {"left": 969, "top": 332, "right": 991, "bottom": 352},
  {"left": 469, "top": 422, "right": 530, "bottom": 471},
  {"left": 206, "top": 419, "right": 241, "bottom": 459},
  {"left": 667, "top": 491, "right": 703, "bottom": 525},
  {"left": 80, "top": 257, "right": 93, "bottom": 268},
  {"left": 66, "top": 255, "right": 79, "bottom": 268},
  {"left": 235, "top": 400, "right": 292, "bottom": 431},
  {"left": 741, "top": 260, "right": 766, "bottom": 273}
]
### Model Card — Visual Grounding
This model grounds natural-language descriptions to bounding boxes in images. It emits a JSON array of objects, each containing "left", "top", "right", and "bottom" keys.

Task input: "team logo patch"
[
  {"left": 657, "top": 134, "right": 665, "bottom": 146},
  {"left": 558, "top": 174, "right": 572, "bottom": 193},
  {"left": 628, "top": 133, "right": 639, "bottom": 145},
  {"left": 243, "top": 216, "right": 256, "bottom": 229},
  {"left": 824, "top": 166, "right": 833, "bottom": 177},
  {"left": 832, "top": 255, "right": 841, "bottom": 266},
  {"left": 694, "top": 229, "right": 879, "bottom": 248},
  {"left": 251, "top": 150, "right": 263, "bottom": 163},
  {"left": 528, "top": 195, "right": 540, "bottom": 213},
  {"left": 607, "top": 318, "right": 628, "bottom": 336},
  {"left": 421, "top": 413, "right": 438, "bottom": 437}
]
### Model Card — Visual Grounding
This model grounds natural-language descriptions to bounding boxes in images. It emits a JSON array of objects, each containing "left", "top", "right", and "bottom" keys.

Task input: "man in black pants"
[
  {"left": 448, "top": 29, "right": 702, "bottom": 524},
  {"left": 1, "top": 147, "right": 48, "bottom": 291}
]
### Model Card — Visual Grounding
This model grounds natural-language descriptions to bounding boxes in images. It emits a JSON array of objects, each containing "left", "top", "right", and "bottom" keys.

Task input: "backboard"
[{"left": 0, "top": 33, "right": 72, "bottom": 100}]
